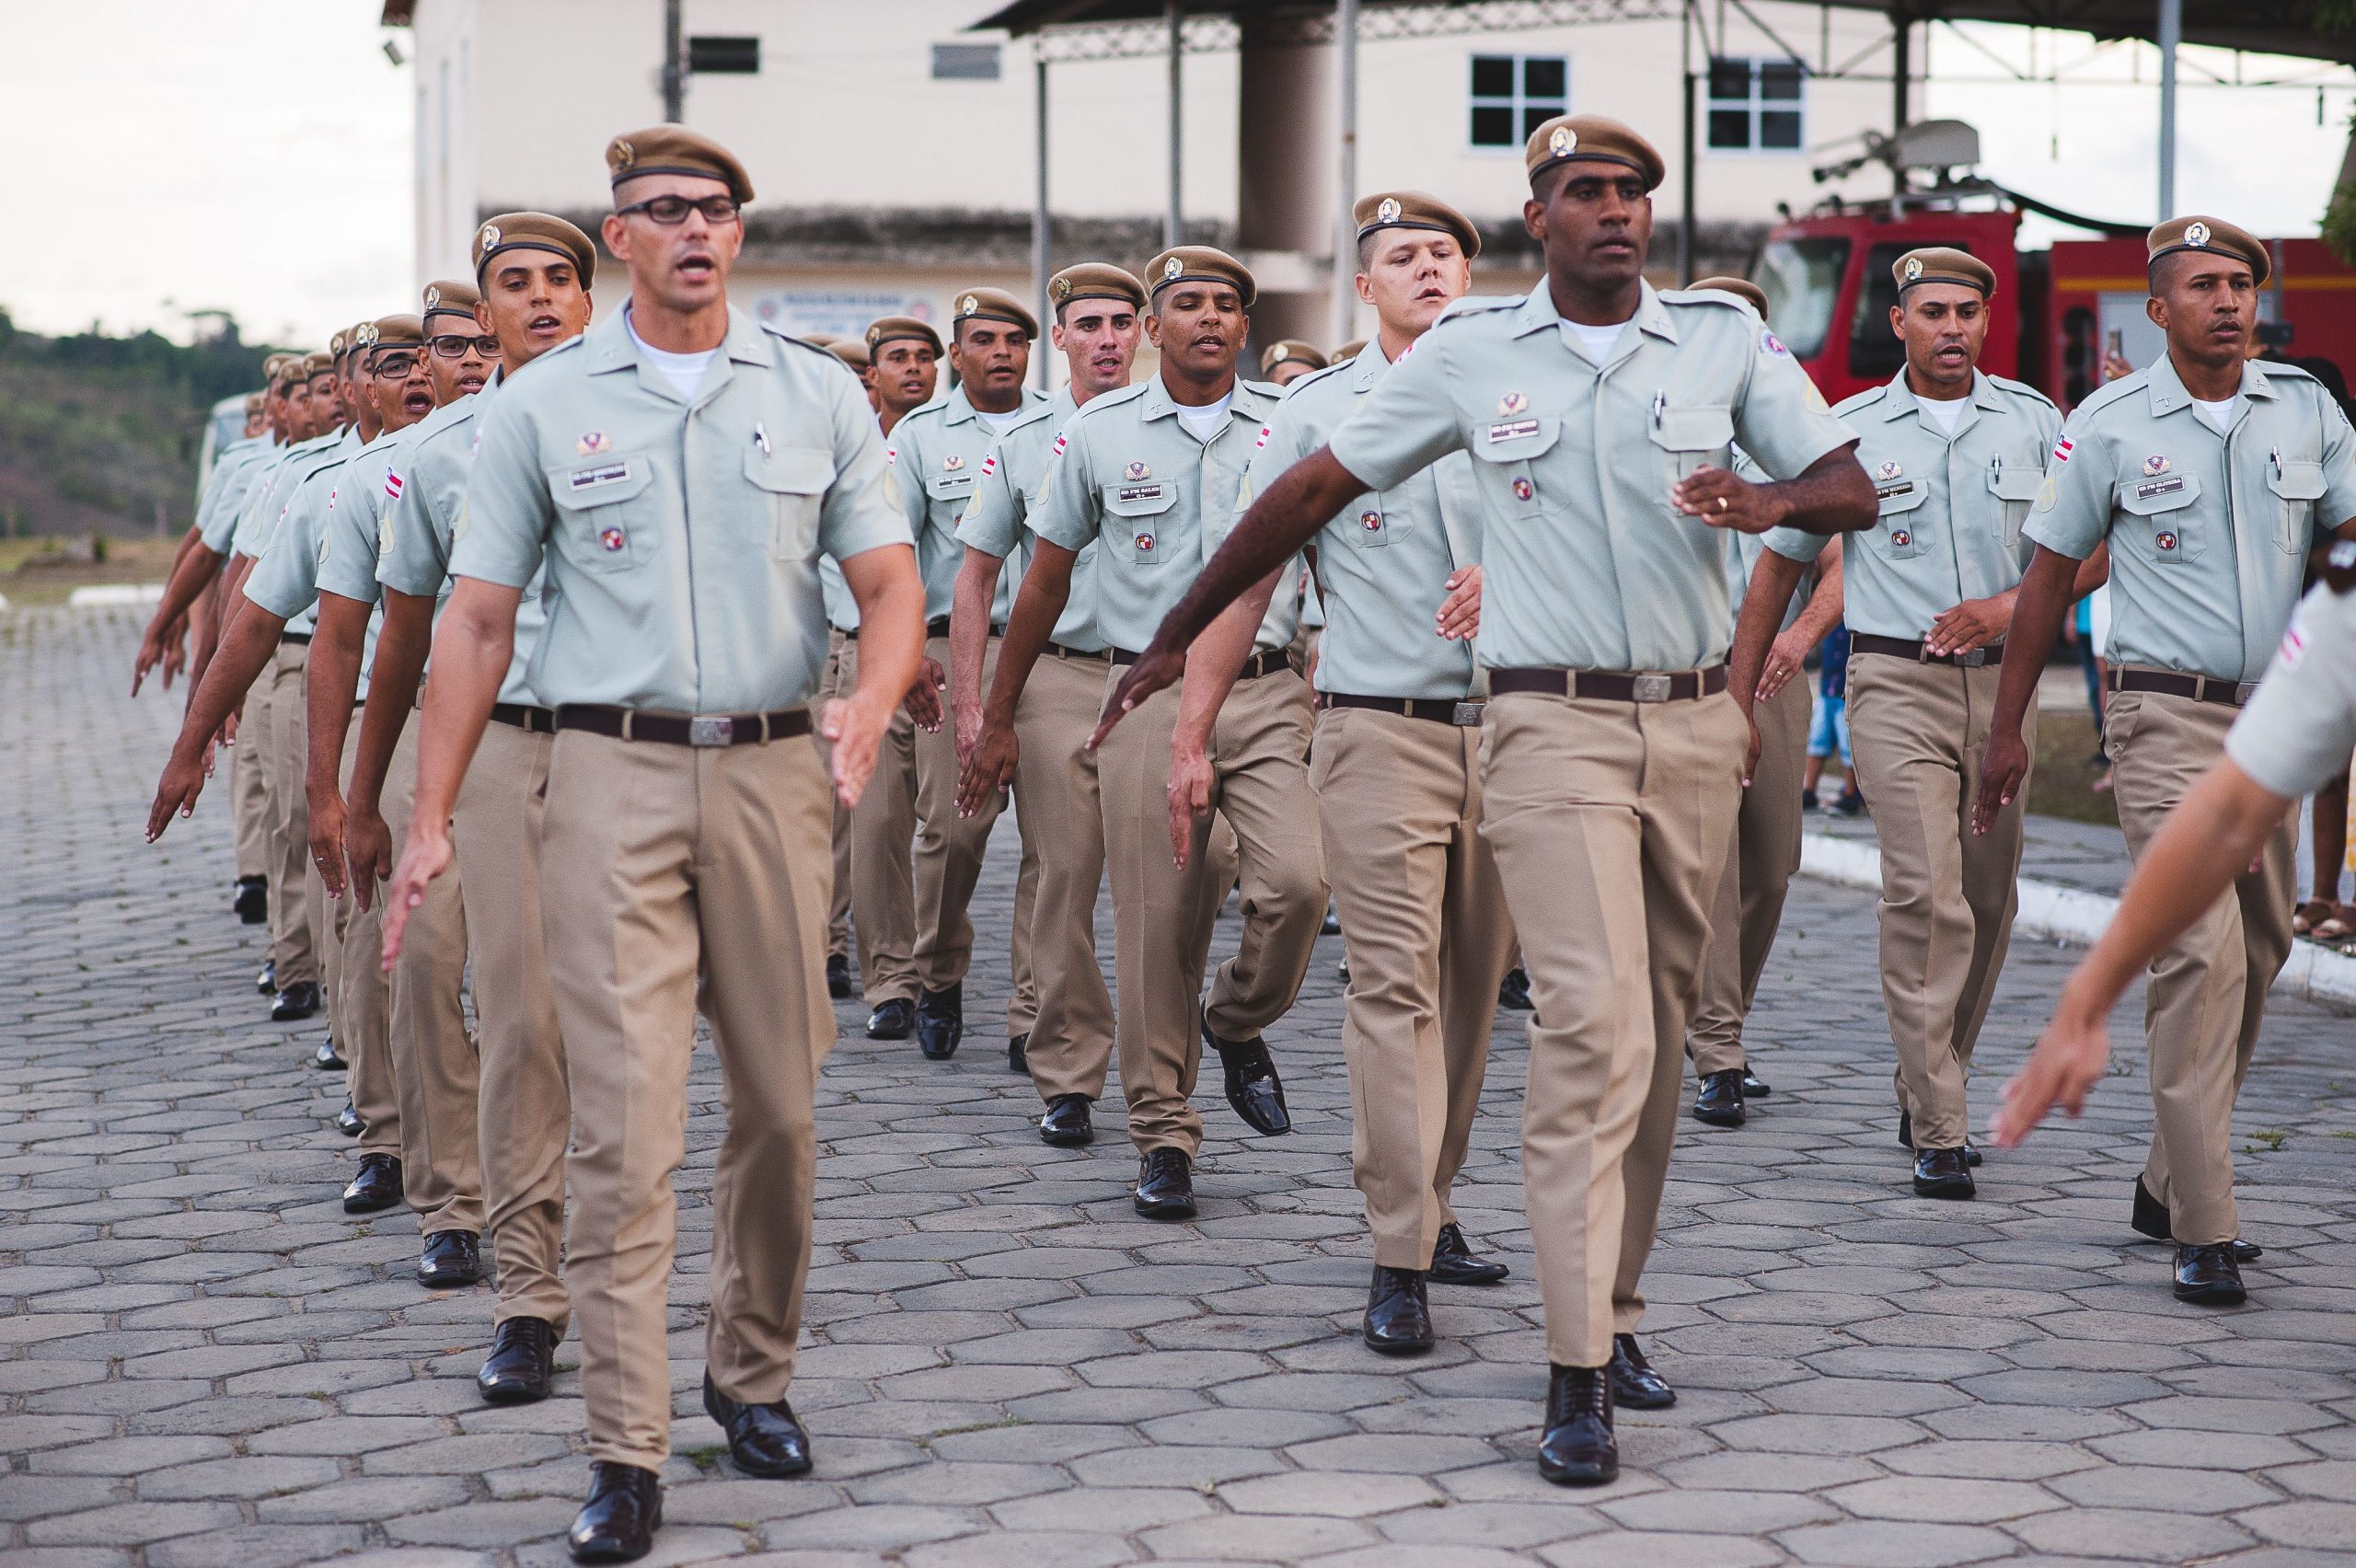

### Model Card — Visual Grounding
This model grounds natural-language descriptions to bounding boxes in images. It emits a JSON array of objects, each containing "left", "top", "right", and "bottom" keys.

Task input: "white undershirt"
[
  {"left": 627, "top": 310, "right": 719, "bottom": 399},
  {"left": 2193, "top": 396, "right": 2236, "bottom": 435},
  {"left": 1918, "top": 395, "right": 1966, "bottom": 436},
  {"left": 1557, "top": 317, "right": 1631, "bottom": 365},
  {"left": 974, "top": 407, "right": 1022, "bottom": 433},
  {"left": 1175, "top": 391, "right": 1232, "bottom": 442}
]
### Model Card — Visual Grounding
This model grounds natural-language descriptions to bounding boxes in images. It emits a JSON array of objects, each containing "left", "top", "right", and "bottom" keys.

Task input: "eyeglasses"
[
  {"left": 372, "top": 352, "right": 422, "bottom": 378},
  {"left": 615, "top": 194, "right": 741, "bottom": 226},
  {"left": 429, "top": 333, "right": 502, "bottom": 360}
]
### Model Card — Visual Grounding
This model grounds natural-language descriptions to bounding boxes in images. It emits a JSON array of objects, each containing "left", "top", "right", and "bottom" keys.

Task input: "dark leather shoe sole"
[
  {"left": 1911, "top": 1170, "right": 1976, "bottom": 1200},
  {"left": 569, "top": 1496, "right": 661, "bottom": 1563},
  {"left": 270, "top": 986, "right": 321, "bottom": 1022},
  {"left": 341, "top": 1176, "right": 401, "bottom": 1214},
  {"left": 1427, "top": 1260, "right": 1508, "bottom": 1286},
  {"left": 701, "top": 1381, "right": 814, "bottom": 1478},
  {"left": 1039, "top": 1121, "right": 1093, "bottom": 1148},
  {"left": 479, "top": 1370, "right": 549, "bottom": 1404},
  {"left": 1537, "top": 1447, "right": 1619, "bottom": 1486},
  {"left": 2174, "top": 1275, "right": 2248, "bottom": 1306},
  {"left": 864, "top": 1004, "right": 914, "bottom": 1041},
  {"left": 1364, "top": 1325, "right": 1433, "bottom": 1356},
  {"left": 1691, "top": 1098, "right": 1744, "bottom": 1128},
  {"left": 1133, "top": 1190, "right": 1196, "bottom": 1220},
  {"left": 1611, "top": 1371, "right": 1676, "bottom": 1410}
]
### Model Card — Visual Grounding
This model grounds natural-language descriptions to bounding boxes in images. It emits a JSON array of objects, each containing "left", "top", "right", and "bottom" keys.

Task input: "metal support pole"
[
  {"left": 1679, "top": 0, "right": 1696, "bottom": 284},
  {"left": 1166, "top": 0, "right": 1184, "bottom": 247},
  {"left": 1330, "top": 0, "right": 1358, "bottom": 344},
  {"left": 1034, "top": 49, "right": 1051, "bottom": 389},
  {"left": 2157, "top": 0, "right": 2181, "bottom": 219},
  {"left": 662, "top": 0, "right": 684, "bottom": 121}
]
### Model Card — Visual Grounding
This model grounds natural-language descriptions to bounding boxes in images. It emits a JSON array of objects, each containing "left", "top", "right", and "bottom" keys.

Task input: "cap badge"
[
  {"left": 1498, "top": 391, "right": 1528, "bottom": 415},
  {"left": 960, "top": 294, "right": 978, "bottom": 316},
  {"left": 2185, "top": 221, "right": 2211, "bottom": 248},
  {"left": 2142, "top": 454, "right": 2170, "bottom": 477},
  {"left": 943, "top": 454, "right": 964, "bottom": 471},
  {"left": 1902, "top": 256, "right": 1924, "bottom": 282},
  {"left": 1162, "top": 256, "right": 1184, "bottom": 282},
  {"left": 1877, "top": 460, "right": 1902, "bottom": 480},
  {"left": 577, "top": 431, "right": 609, "bottom": 455},
  {"left": 1126, "top": 460, "right": 1150, "bottom": 480},
  {"left": 1548, "top": 124, "right": 1576, "bottom": 157},
  {"left": 1359, "top": 509, "right": 1382, "bottom": 532},
  {"left": 610, "top": 137, "right": 635, "bottom": 171},
  {"left": 1050, "top": 276, "right": 1072, "bottom": 303},
  {"left": 478, "top": 223, "right": 501, "bottom": 251},
  {"left": 1377, "top": 197, "right": 1401, "bottom": 224},
  {"left": 1511, "top": 477, "right": 1534, "bottom": 502},
  {"left": 423, "top": 285, "right": 442, "bottom": 311},
  {"left": 866, "top": 326, "right": 883, "bottom": 345},
  {"left": 599, "top": 526, "right": 626, "bottom": 552},
  {"left": 357, "top": 324, "right": 377, "bottom": 346}
]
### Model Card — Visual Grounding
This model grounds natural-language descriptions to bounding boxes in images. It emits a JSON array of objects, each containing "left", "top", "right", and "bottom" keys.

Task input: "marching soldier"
[
  {"left": 967, "top": 246, "right": 1324, "bottom": 1221},
  {"left": 1979, "top": 216, "right": 2356, "bottom": 1305},
  {"left": 1089, "top": 117, "right": 1870, "bottom": 1482},
  {"left": 379, "top": 128, "right": 925, "bottom": 1562}
]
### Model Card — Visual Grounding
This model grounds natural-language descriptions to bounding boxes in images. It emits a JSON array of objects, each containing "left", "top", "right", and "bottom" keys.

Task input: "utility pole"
[
  {"left": 1165, "top": 0, "right": 1184, "bottom": 247},
  {"left": 662, "top": 0, "right": 685, "bottom": 121},
  {"left": 1329, "top": 0, "right": 1358, "bottom": 344},
  {"left": 2157, "top": 0, "right": 2181, "bottom": 219}
]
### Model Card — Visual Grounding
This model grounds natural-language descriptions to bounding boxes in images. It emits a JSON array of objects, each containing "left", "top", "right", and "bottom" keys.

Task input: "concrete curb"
[
  {"left": 66, "top": 583, "right": 165, "bottom": 607},
  {"left": 1797, "top": 831, "right": 2356, "bottom": 1014}
]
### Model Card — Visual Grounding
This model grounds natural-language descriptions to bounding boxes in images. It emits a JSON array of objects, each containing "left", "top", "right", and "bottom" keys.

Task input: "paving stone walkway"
[{"left": 5, "top": 604, "right": 2356, "bottom": 1568}]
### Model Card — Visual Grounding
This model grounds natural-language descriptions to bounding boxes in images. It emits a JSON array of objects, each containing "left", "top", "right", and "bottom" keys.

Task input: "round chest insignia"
[
  {"left": 1511, "top": 478, "right": 1534, "bottom": 502},
  {"left": 2156, "top": 530, "right": 2179, "bottom": 551},
  {"left": 1359, "top": 510, "right": 1381, "bottom": 531},
  {"left": 599, "top": 526, "right": 626, "bottom": 553},
  {"left": 1136, "top": 532, "right": 1156, "bottom": 552},
  {"left": 1890, "top": 529, "right": 1911, "bottom": 548}
]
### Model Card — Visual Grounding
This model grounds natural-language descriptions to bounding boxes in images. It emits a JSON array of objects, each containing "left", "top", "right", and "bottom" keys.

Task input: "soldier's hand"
[
  {"left": 1436, "top": 565, "right": 1482, "bottom": 641},
  {"left": 145, "top": 746, "right": 209, "bottom": 842},
  {"left": 345, "top": 803, "right": 393, "bottom": 913},
  {"left": 160, "top": 628, "right": 188, "bottom": 689},
  {"left": 822, "top": 692, "right": 895, "bottom": 811},
  {"left": 381, "top": 824, "right": 454, "bottom": 971},
  {"left": 1673, "top": 466, "right": 1782, "bottom": 535},
  {"left": 1089, "top": 642, "right": 1183, "bottom": 750},
  {"left": 1166, "top": 743, "right": 1213, "bottom": 867},
  {"left": 1973, "top": 727, "right": 2029, "bottom": 836},
  {"left": 902, "top": 658, "right": 945, "bottom": 732},
  {"left": 131, "top": 625, "right": 172, "bottom": 696},
  {"left": 953, "top": 698, "right": 985, "bottom": 772},
  {"left": 1926, "top": 596, "right": 2008, "bottom": 658},
  {"left": 959, "top": 717, "right": 1018, "bottom": 818},
  {"left": 307, "top": 791, "right": 349, "bottom": 901},
  {"left": 1990, "top": 1009, "right": 2111, "bottom": 1147},
  {"left": 1757, "top": 626, "right": 1811, "bottom": 701}
]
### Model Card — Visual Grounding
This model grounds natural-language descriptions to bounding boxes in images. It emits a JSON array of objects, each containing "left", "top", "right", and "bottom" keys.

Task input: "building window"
[
  {"left": 687, "top": 36, "right": 759, "bottom": 75},
  {"left": 1708, "top": 56, "right": 1805, "bottom": 152},
  {"left": 1469, "top": 53, "right": 1567, "bottom": 151},
  {"left": 931, "top": 42, "right": 1001, "bottom": 80}
]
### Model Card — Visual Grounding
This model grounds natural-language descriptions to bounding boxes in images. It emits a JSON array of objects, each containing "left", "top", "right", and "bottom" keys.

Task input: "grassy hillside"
[{"left": 0, "top": 311, "right": 279, "bottom": 539}]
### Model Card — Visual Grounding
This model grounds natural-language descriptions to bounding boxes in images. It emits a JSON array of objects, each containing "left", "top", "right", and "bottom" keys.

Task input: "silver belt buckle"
[
  {"left": 1451, "top": 700, "right": 1485, "bottom": 726},
  {"left": 1957, "top": 648, "right": 1987, "bottom": 668},
  {"left": 1631, "top": 673, "right": 1673, "bottom": 703},
  {"left": 2235, "top": 681, "right": 2257, "bottom": 705},
  {"left": 688, "top": 716, "right": 735, "bottom": 747}
]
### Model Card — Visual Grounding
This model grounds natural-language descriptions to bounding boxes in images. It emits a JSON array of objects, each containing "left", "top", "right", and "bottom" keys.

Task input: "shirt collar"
[
  {"left": 1351, "top": 340, "right": 1390, "bottom": 393},
  {"left": 1509, "top": 279, "right": 1669, "bottom": 346},
  {"left": 1877, "top": 368, "right": 1997, "bottom": 421},
  {"left": 2145, "top": 350, "right": 2269, "bottom": 417}
]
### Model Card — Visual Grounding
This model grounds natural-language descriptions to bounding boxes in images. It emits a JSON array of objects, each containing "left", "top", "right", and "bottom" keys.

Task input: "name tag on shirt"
[
  {"left": 2135, "top": 477, "right": 2186, "bottom": 502},
  {"left": 569, "top": 459, "right": 639, "bottom": 494},
  {"left": 1875, "top": 480, "right": 1913, "bottom": 501},
  {"left": 1117, "top": 483, "right": 1166, "bottom": 504},
  {"left": 1486, "top": 418, "right": 1541, "bottom": 444}
]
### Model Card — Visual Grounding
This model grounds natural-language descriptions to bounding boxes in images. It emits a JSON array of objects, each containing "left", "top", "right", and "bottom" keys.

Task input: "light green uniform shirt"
[
  {"left": 2227, "top": 577, "right": 2356, "bottom": 796},
  {"left": 244, "top": 438, "right": 362, "bottom": 644},
  {"left": 307, "top": 430, "right": 408, "bottom": 699},
  {"left": 954, "top": 386, "right": 1103, "bottom": 652},
  {"left": 194, "top": 437, "right": 268, "bottom": 553},
  {"left": 1327, "top": 282, "right": 1854, "bottom": 673},
  {"left": 888, "top": 383, "right": 1047, "bottom": 624},
  {"left": 1243, "top": 344, "right": 1482, "bottom": 700},
  {"left": 1028, "top": 371, "right": 1299, "bottom": 655},
  {"left": 1764, "top": 370, "right": 2058, "bottom": 640},
  {"left": 449, "top": 306, "right": 909, "bottom": 714},
  {"left": 2027, "top": 353, "right": 2356, "bottom": 683},
  {"left": 231, "top": 430, "right": 351, "bottom": 560}
]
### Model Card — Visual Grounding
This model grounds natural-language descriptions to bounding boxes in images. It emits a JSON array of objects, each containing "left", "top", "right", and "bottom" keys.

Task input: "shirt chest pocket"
[
  {"left": 1470, "top": 416, "right": 1560, "bottom": 521},
  {"left": 746, "top": 447, "right": 834, "bottom": 561},
  {"left": 2117, "top": 472, "right": 2204, "bottom": 565},
  {"left": 1986, "top": 462, "right": 2042, "bottom": 548},
  {"left": 547, "top": 455, "right": 656, "bottom": 571},
  {"left": 2268, "top": 457, "right": 2327, "bottom": 554},
  {"left": 1104, "top": 479, "right": 1179, "bottom": 566},
  {"left": 926, "top": 468, "right": 977, "bottom": 521},
  {"left": 1650, "top": 405, "right": 1735, "bottom": 481},
  {"left": 1874, "top": 480, "right": 1929, "bottom": 559},
  {"left": 1346, "top": 494, "right": 1408, "bottom": 549}
]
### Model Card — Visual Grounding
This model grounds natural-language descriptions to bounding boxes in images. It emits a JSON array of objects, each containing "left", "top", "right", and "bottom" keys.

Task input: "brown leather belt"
[
  {"left": 1489, "top": 665, "right": 1728, "bottom": 703},
  {"left": 2107, "top": 666, "right": 2254, "bottom": 708},
  {"left": 1317, "top": 693, "right": 1485, "bottom": 726},
  {"left": 1113, "top": 648, "right": 1289, "bottom": 682},
  {"left": 279, "top": 631, "right": 312, "bottom": 646},
  {"left": 1046, "top": 641, "right": 1113, "bottom": 663},
  {"left": 925, "top": 616, "right": 953, "bottom": 637},
  {"left": 491, "top": 703, "right": 558, "bottom": 733},
  {"left": 555, "top": 705, "right": 813, "bottom": 746},
  {"left": 1852, "top": 632, "right": 2004, "bottom": 668}
]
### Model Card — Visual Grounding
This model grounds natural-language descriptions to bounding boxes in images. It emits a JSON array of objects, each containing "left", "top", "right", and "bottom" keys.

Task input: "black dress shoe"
[
  {"left": 1912, "top": 1147, "right": 1975, "bottom": 1199},
  {"left": 271, "top": 980, "right": 321, "bottom": 1022},
  {"left": 1362, "top": 1265, "right": 1434, "bottom": 1355},
  {"left": 569, "top": 1460, "right": 661, "bottom": 1562},
  {"left": 864, "top": 997, "right": 914, "bottom": 1040},
  {"left": 915, "top": 984, "right": 964, "bottom": 1060},
  {"left": 234, "top": 875, "right": 269, "bottom": 925},
  {"left": 1692, "top": 1068, "right": 1746, "bottom": 1127},
  {"left": 1203, "top": 1020, "right": 1290, "bottom": 1136},
  {"left": 1321, "top": 906, "right": 1342, "bottom": 936},
  {"left": 1536, "top": 1364, "right": 1617, "bottom": 1486},
  {"left": 257, "top": 959, "right": 277, "bottom": 995},
  {"left": 1007, "top": 1032, "right": 1029, "bottom": 1075},
  {"left": 1897, "top": 1109, "right": 1983, "bottom": 1167},
  {"left": 826, "top": 952, "right": 855, "bottom": 1001},
  {"left": 1428, "top": 1222, "right": 1508, "bottom": 1286},
  {"left": 418, "top": 1230, "right": 483, "bottom": 1288},
  {"left": 1134, "top": 1148, "right": 1196, "bottom": 1219},
  {"left": 702, "top": 1371, "right": 814, "bottom": 1477},
  {"left": 1609, "top": 1332, "right": 1676, "bottom": 1410},
  {"left": 341, "top": 1152, "right": 402, "bottom": 1213},
  {"left": 334, "top": 1101, "right": 364, "bottom": 1137},
  {"left": 310, "top": 1034, "right": 347, "bottom": 1071},
  {"left": 1039, "top": 1093, "right": 1094, "bottom": 1147},
  {"left": 1740, "top": 1067, "right": 1771, "bottom": 1098},
  {"left": 478, "top": 1316, "right": 557, "bottom": 1403},
  {"left": 2173, "top": 1242, "right": 2248, "bottom": 1306},
  {"left": 1496, "top": 966, "right": 1534, "bottom": 1011},
  {"left": 2134, "top": 1178, "right": 2261, "bottom": 1261}
]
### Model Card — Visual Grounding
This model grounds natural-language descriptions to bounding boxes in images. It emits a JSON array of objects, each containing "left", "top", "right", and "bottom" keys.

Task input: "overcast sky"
[{"left": 1, "top": 4, "right": 2350, "bottom": 347}]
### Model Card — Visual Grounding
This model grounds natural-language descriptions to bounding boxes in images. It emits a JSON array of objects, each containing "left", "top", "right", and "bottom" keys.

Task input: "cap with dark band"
[
  {"left": 422, "top": 280, "right": 482, "bottom": 329},
  {"left": 473, "top": 211, "right": 598, "bottom": 285},
  {"left": 1333, "top": 338, "right": 1368, "bottom": 362},
  {"left": 828, "top": 340, "right": 871, "bottom": 372},
  {"left": 328, "top": 328, "right": 350, "bottom": 360},
  {"left": 2147, "top": 215, "right": 2269, "bottom": 287},
  {"left": 1523, "top": 113, "right": 1666, "bottom": 191},
  {"left": 1689, "top": 275, "right": 1769, "bottom": 315},
  {"left": 606, "top": 125, "right": 754, "bottom": 204},
  {"left": 952, "top": 286, "right": 1038, "bottom": 340},
  {"left": 1048, "top": 262, "right": 1146, "bottom": 315},
  {"left": 801, "top": 331, "right": 842, "bottom": 349},
  {"left": 865, "top": 316, "right": 942, "bottom": 355},
  {"left": 1143, "top": 245, "right": 1257, "bottom": 309},
  {"left": 369, "top": 315, "right": 426, "bottom": 352},
  {"left": 1354, "top": 190, "right": 1481, "bottom": 259},
  {"left": 1261, "top": 340, "right": 1327, "bottom": 376},
  {"left": 1892, "top": 248, "right": 1996, "bottom": 298},
  {"left": 302, "top": 352, "right": 337, "bottom": 378}
]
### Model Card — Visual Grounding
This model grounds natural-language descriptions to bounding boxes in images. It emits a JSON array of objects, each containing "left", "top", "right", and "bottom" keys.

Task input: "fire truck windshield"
[{"left": 1752, "top": 236, "right": 1849, "bottom": 360}]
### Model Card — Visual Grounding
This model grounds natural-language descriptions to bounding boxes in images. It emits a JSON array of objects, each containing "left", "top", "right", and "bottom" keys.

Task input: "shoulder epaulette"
[
  {"left": 1831, "top": 384, "right": 1891, "bottom": 421},
  {"left": 1282, "top": 359, "right": 1354, "bottom": 397},
  {"left": 1073, "top": 381, "right": 1149, "bottom": 421},
  {"left": 1657, "top": 288, "right": 1757, "bottom": 316},
  {"left": 1987, "top": 375, "right": 2059, "bottom": 411}
]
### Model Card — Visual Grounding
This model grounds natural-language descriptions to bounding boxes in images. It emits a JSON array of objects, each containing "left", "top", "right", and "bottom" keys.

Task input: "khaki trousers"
[
  {"left": 330, "top": 726, "right": 401, "bottom": 1159},
  {"left": 1688, "top": 674, "right": 1809, "bottom": 1075},
  {"left": 264, "top": 641, "right": 318, "bottom": 987},
  {"left": 1098, "top": 667, "right": 1327, "bottom": 1157},
  {"left": 910, "top": 633, "right": 1011, "bottom": 996},
  {"left": 232, "top": 676, "right": 271, "bottom": 882},
  {"left": 1848, "top": 654, "right": 2031, "bottom": 1149},
  {"left": 2107, "top": 688, "right": 2296, "bottom": 1245},
  {"left": 844, "top": 639, "right": 920, "bottom": 1006},
  {"left": 1014, "top": 650, "right": 1117, "bottom": 1101},
  {"left": 542, "top": 728, "right": 833, "bottom": 1469},
  {"left": 1481, "top": 690, "right": 1744, "bottom": 1367},
  {"left": 819, "top": 630, "right": 854, "bottom": 963},
  {"left": 453, "top": 719, "right": 568, "bottom": 1328},
  {"left": 1311, "top": 705, "right": 1514, "bottom": 1269}
]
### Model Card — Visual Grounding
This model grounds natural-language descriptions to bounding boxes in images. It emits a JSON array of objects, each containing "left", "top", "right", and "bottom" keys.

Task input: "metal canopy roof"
[{"left": 970, "top": 1, "right": 2356, "bottom": 67}]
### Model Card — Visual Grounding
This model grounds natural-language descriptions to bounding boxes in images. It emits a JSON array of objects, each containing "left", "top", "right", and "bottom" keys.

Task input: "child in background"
[{"left": 1802, "top": 624, "right": 1863, "bottom": 815}]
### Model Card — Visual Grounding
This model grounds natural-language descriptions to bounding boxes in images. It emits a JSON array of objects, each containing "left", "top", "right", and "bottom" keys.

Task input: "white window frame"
[
  {"left": 1467, "top": 52, "right": 1570, "bottom": 156},
  {"left": 1706, "top": 55, "right": 1807, "bottom": 156}
]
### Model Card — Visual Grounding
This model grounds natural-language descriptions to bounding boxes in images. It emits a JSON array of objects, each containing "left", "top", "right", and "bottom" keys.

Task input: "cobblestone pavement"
[{"left": 6, "top": 605, "right": 2356, "bottom": 1568}]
